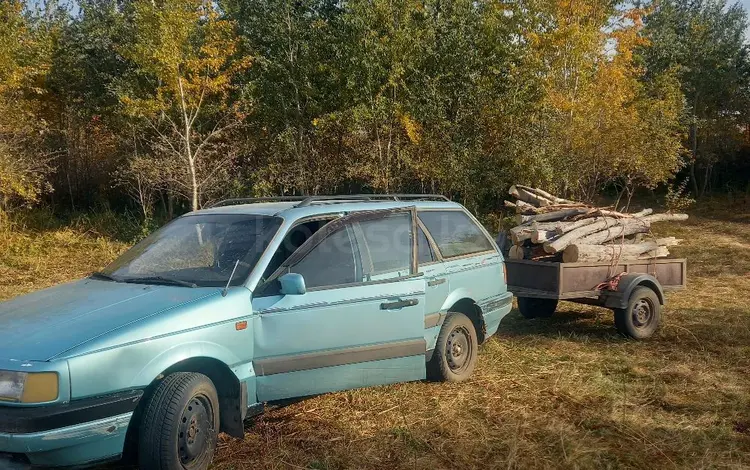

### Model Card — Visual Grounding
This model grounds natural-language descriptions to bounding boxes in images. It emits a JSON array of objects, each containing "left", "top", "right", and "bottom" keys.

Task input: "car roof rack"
[{"left": 209, "top": 194, "right": 450, "bottom": 209}]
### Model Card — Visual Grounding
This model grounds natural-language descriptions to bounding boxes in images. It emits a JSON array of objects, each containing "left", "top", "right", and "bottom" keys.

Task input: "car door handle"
[
  {"left": 427, "top": 278, "right": 446, "bottom": 287},
  {"left": 380, "top": 298, "right": 419, "bottom": 310}
]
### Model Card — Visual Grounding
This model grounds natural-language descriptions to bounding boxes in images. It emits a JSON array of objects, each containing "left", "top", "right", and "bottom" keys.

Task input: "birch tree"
[{"left": 119, "top": 0, "right": 249, "bottom": 211}]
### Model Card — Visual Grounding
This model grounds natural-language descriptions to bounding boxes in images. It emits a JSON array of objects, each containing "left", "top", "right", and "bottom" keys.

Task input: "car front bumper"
[{"left": 0, "top": 390, "right": 142, "bottom": 467}]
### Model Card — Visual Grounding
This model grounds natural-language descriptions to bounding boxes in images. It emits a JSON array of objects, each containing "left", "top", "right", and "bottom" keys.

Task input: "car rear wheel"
[
  {"left": 138, "top": 372, "right": 220, "bottom": 470},
  {"left": 427, "top": 312, "right": 478, "bottom": 382}
]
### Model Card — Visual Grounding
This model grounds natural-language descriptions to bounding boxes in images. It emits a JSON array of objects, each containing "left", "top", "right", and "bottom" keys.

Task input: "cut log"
[
  {"left": 639, "top": 246, "right": 670, "bottom": 259},
  {"left": 531, "top": 229, "right": 558, "bottom": 244},
  {"left": 631, "top": 208, "right": 653, "bottom": 218},
  {"left": 563, "top": 238, "right": 681, "bottom": 263},
  {"left": 553, "top": 217, "right": 600, "bottom": 235},
  {"left": 543, "top": 217, "right": 619, "bottom": 253},
  {"left": 516, "top": 208, "right": 588, "bottom": 225},
  {"left": 515, "top": 185, "right": 578, "bottom": 205},
  {"left": 509, "top": 221, "right": 560, "bottom": 244},
  {"left": 509, "top": 244, "right": 551, "bottom": 260},
  {"left": 515, "top": 200, "right": 540, "bottom": 214},
  {"left": 509, "top": 185, "right": 553, "bottom": 207},
  {"left": 570, "top": 213, "right": 687, "bottom": 246},
  {"left": 504, "top": 200, "right": 517, "bottom": 209},
  {"left": 508, "top": 245, "right": 525, "bottom": 260},
  {"left": 640, "top": 213, "right": 689, "bottom": 224},
  {"left": 576, "top": 219, "right": 652, "bottom": 245}
]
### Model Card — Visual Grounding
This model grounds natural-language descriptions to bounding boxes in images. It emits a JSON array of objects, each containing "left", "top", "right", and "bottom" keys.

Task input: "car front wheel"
[
  {"left": 428, "top": 312, "right": 478, "bottom": 382},
  {"left": 138, "top": 372, "right": 220, "bottom": 470}
]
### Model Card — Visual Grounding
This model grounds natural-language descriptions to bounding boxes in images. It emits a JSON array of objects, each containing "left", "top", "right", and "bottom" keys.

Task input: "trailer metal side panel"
[{"left": 506, "top": 258, "right": 686, "bottom": 300}]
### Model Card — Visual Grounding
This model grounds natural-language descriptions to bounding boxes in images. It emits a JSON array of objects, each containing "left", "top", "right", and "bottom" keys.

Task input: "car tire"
[
  {"left": 613, "top": 286, "right": 661, "bottom": 339},
  {"left": 517, "top": 297, "right": 558, "bottom": 319},
  {"left": 138, "top": 372, "right": 220, "bottom": 470},
  {"left": 427, "top": 312, "right": 478, "bottom": 382}
]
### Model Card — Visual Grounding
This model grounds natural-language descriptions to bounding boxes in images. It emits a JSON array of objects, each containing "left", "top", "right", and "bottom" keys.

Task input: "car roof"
[{"left": 190, "top": 199, "right": 466, "bottom": 221}]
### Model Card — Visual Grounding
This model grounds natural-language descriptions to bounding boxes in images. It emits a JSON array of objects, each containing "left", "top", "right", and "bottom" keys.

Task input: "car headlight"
[{"left": 0, "top": 371, "right": 59, "bottom": 403}]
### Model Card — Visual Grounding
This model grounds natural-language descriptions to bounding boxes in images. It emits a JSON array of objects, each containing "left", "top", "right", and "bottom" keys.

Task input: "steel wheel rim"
[
  {"left": 632, "top": 298, "right": 654, "bottom": 329},
  {"left": 178, "top": 393, "right": 214, "bottom": 466},
  {"left": 446, "top": 325, "right": 473, "bottom": 373}
]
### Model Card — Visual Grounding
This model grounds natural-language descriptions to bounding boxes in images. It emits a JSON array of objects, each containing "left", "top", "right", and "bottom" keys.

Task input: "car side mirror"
[{"left": 279, "top": 273, "right": 306, "bottom": 295}]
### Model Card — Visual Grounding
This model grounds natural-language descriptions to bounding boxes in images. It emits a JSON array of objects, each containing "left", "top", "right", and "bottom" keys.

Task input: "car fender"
[
  {"left": 440, "top": 287, "right": 475, "bottom": 313},
  {"left": 602, "top": 273, "right": 665, "bottom": 310},
  {"left": 130, "top": 340, "right": 249, "bottom": 387}
]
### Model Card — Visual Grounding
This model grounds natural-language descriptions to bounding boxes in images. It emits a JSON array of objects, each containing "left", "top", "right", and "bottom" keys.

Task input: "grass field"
[{"left": 1, "top": 202, "right": 749, "bottom": 469}]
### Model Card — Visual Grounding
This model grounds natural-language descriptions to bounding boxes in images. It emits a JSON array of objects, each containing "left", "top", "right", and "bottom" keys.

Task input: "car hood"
[{"left": 0, "top": 279, "right": 218, "bottom": 361}]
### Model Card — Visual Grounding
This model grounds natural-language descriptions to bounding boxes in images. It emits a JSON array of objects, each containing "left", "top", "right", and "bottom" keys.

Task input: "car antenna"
[{"left": 222, "top": 260, "right": 240, "bottom": 297}]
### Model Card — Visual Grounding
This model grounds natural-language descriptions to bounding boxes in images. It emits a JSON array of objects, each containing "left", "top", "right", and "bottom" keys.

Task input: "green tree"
[
  {"left": 639, "top": 0, "right": 749, "bottom": 196},
  {"left": 0, "top": 0, "right": 56, "bottom": 210},
  {"left": 119, "top": 0, "right": 249, "bottom": 211}
]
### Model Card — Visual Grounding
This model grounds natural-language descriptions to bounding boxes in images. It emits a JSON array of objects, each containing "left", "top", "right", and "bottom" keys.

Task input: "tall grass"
[{"left": 0, "top": 202, "right": 749, "bottom": 469}]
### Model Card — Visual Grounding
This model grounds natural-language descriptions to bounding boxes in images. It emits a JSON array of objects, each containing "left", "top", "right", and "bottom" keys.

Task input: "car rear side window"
[{"left": 418, "top": 210, "right": 494, "bottom": 258}]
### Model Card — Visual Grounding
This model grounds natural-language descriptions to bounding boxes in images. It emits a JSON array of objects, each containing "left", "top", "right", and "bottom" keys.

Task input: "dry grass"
[{"left": 1, "top": 205, "right": 749, "bottom": 469}]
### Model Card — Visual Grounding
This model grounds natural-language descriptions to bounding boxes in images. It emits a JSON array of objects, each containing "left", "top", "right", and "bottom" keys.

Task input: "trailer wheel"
[
  {"left": 517, "top": 297, "right": 558, "bottom": 319},
  {"left": 613, "top": 286, "right": 661, "bottom": 339}
]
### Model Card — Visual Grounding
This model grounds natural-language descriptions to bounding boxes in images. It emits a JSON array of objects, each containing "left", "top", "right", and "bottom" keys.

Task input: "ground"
[{"left": 1, "top": 202, "right": 749, "bottom": 469}]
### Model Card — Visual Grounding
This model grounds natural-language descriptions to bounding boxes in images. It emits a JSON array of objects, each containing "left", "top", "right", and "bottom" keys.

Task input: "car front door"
[{"left": 251, "top": 207, "right": 426, "bottom": 402}]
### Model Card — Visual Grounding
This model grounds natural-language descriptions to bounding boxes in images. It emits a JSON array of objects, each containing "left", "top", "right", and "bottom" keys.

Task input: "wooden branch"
[{"left": 631, "top": 208, "right": 653, "bottom": 218}]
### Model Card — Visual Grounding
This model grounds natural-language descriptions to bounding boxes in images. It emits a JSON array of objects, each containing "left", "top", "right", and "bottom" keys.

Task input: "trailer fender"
[{"left": 602, "top": 273, "right": 665, "bottom": 310}]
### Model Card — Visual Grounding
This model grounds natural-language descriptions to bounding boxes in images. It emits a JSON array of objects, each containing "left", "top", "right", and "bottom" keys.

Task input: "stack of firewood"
[{"left": 503, "top": 185, "right": 687, "bottom": 263}]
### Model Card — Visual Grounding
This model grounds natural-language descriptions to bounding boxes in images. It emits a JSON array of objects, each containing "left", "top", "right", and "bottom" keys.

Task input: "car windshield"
[{"left": 101, "top": 214, "right": 282, "bottom": 287}]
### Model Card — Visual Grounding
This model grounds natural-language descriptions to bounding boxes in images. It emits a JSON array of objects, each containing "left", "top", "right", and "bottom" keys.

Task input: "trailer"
[{"left": 504, "top": 258, "right": 686, "bottom": 339}]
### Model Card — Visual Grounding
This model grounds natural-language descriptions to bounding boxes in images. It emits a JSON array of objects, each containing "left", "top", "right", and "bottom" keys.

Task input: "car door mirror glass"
[{"left": 279, "top": 273, "right": 306, "bottom": 295}]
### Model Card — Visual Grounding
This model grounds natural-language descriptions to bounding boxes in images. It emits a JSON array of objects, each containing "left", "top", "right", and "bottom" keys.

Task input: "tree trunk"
[
  {"left": 544, "top": 217, "right": 620, "bottom": 253},
  {"left": 563, "top": 238, "right": 680, "bottom": 263}
]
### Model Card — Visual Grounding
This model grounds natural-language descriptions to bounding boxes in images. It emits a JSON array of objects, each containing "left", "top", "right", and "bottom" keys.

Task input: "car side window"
[
  {"left": 417, "top": 226, "right": 435, "bottom": 265},
  {"left": 418, "top": 210, "right": 495, "bottom": 258},
  {"left": 357, "top": 213, "right": 412, "bottom": 281},
  {"left": 287, "top": 225, "right": 358, "bottom": 289}
]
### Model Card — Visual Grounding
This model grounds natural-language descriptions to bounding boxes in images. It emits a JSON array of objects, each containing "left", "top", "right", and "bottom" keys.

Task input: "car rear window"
[{"left": 418, "top": 210, "right": 495, "bottom": 258}]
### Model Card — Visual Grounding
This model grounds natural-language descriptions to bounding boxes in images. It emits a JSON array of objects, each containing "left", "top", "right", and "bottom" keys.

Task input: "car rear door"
[{"left": 251, "top": 207, "right": 426, "bottom": 402}]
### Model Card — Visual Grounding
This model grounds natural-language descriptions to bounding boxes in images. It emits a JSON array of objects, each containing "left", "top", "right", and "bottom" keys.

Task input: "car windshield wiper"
[
  {"left": 121, "top": 276, "right": 197, "bottom": 288},
  {"left": 90, "top": 271, "right": 120, "bottom": 282}
]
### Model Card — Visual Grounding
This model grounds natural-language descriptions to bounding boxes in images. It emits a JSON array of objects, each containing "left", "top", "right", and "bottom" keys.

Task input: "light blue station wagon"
[{"left": 0, "top": 195, "right": 513, "bottom": 469}]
